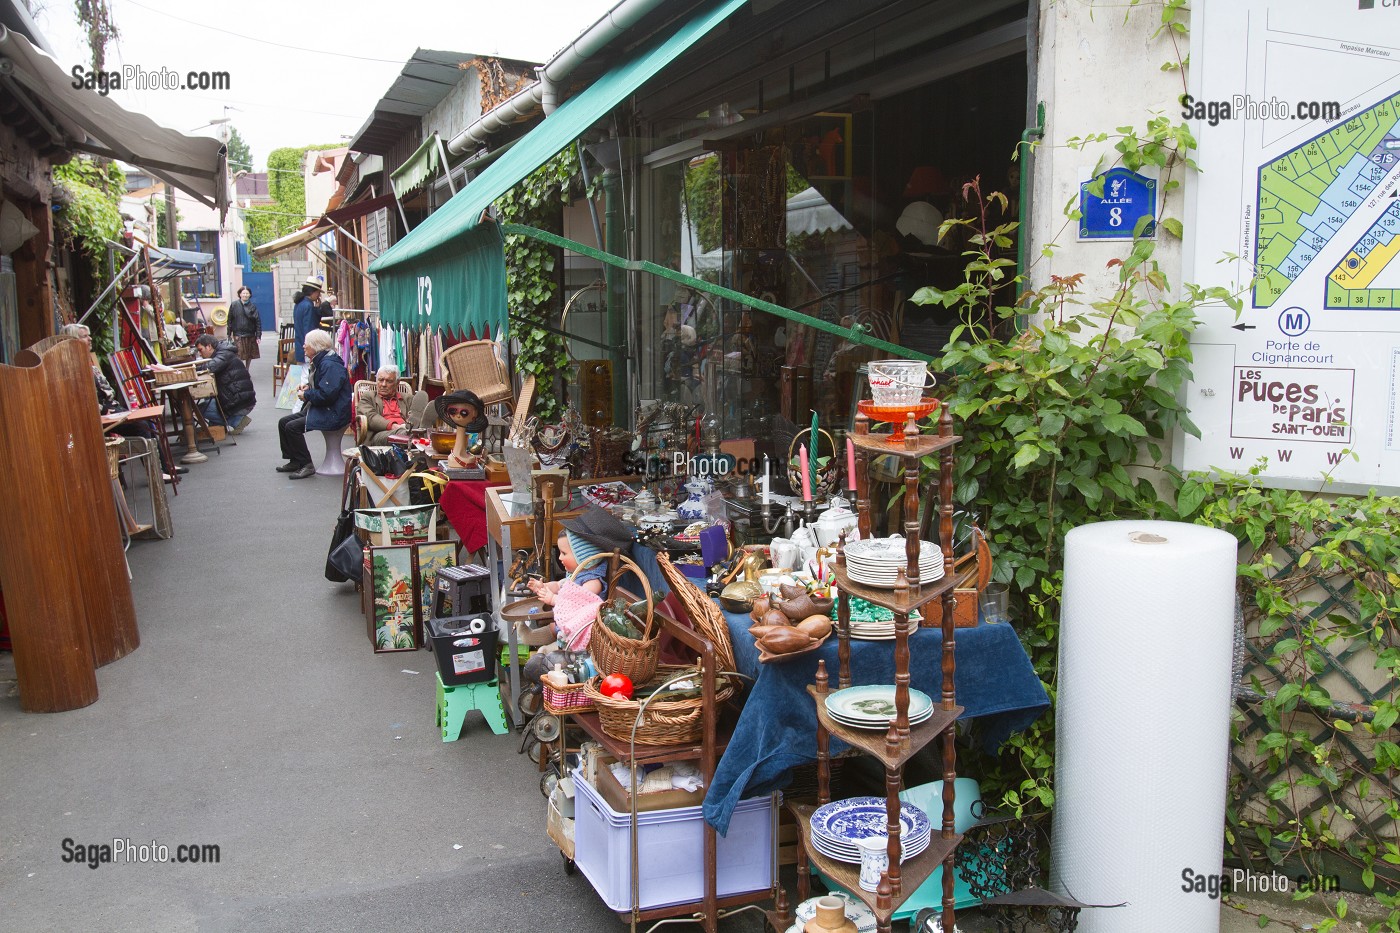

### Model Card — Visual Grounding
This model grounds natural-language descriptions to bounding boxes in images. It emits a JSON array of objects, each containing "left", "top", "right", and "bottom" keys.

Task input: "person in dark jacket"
[
  {"left": 227, "top": 285, "right": 261, "bottom": 369},
  {"left": 194, "top": 334, "right": 256, "bottom": 434},
  {"left": 276, "top": 328, "right": 351, "bottom": 479},
  {"left": 293, "top": 277, "right": 323, "bottom": 363}
]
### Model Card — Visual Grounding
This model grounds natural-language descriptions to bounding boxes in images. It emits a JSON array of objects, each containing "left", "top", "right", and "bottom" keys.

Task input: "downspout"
[
  {"left": 445, "top": 0, "right": 669, "bottom": 153},
  {"left": 1015, "top": 101, "right": 1045, "bottom": 315}
]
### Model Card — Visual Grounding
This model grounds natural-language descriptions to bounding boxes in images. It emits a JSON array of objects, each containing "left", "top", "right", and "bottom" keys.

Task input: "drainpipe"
[
  {"left": 1015, "top": 100, "right": 1045, "bottom": 334},
  {"left": 445, "top": 0, "right": 669, "bottom": 153}
]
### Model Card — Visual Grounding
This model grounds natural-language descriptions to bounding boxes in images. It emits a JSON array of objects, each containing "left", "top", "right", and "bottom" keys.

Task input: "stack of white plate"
[
  {"left": 844, "top": 536, "right": 944, "bottom": 589},
  {"left": 808, "top": 796, "right": 932, "bottom": 865},
  {"left": 849, "top": 619, "right": 896, "bottom": 640},
  {"left": 824, "top": 685, "right": 935, "bottom": 729}
]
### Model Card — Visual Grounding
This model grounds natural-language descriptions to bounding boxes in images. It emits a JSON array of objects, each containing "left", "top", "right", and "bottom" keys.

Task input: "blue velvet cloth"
[{"left": 703, "top": 609, "right": 1049, "bottom": 835}]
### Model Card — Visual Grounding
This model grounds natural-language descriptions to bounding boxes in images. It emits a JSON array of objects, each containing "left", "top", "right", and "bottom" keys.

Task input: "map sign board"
[{"left": 1183, "top": 0, "right": 1400, "bottom": 492}]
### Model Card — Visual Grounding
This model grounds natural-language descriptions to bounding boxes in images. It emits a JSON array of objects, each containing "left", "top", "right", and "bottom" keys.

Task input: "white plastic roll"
[{"left": 1050, "top": 520, "right": 1237, "bottom": 933}]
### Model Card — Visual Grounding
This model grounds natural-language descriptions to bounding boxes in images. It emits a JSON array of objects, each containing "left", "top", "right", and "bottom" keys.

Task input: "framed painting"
[
  {"left": 365, "top": 544, "right": 419, "bottom": 652},
  {"left": 414, "top": 540, "right": 460, "bottom": 644}
]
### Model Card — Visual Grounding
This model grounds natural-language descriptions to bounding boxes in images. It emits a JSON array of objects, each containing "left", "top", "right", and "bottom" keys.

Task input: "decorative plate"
[
  {"left": 845, "top": 536, "right": 939, "bottom": 561},
  {"left": 826, "top": 686, "right": 933, "bottom": 723},
  {"left": 810, "top": 796, "right": 930, "bottom": 846}
]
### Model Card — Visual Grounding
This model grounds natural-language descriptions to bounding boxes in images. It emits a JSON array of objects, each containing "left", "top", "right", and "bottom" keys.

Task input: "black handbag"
[{"left": 325, "top": 476, "right": 363, "bottom": 583}]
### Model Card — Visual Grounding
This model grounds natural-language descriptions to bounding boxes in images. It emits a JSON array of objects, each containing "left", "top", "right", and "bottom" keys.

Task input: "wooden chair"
[
  {"left": 272, "top": 335, "right": 296, "bottom": 397},
  {"left": 440, "top": 339, "right": 514, "bottom": 415}
]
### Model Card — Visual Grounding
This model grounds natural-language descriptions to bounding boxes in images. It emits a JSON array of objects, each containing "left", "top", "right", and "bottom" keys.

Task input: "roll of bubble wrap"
[{"left": 1050, "top": 520, "right": 1238, "bottom": 932}]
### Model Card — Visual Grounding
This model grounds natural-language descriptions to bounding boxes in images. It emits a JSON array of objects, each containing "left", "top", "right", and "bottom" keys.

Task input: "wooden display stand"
[{"left": 767, "top": 406, "right": 963, "bottom": 933}]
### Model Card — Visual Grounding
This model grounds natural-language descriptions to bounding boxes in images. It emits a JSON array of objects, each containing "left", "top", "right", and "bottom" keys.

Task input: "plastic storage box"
[
  {"left": 573, "top": 773, "right": 774, "bottom": 912},
  {"left": 427, "top": 615, "right": 498, "bottom": 686}
]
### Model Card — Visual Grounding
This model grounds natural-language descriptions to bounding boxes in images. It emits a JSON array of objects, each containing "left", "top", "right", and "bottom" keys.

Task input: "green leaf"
[{"left": 1013, "top": 444, "right": 1042, "bottom": 470}]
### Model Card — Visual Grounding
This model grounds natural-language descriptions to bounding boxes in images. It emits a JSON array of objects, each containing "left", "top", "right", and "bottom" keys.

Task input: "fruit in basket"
[
  {"left": 598, "top": 673, "right": 634, "bottom": 699},
  {"left": 757, "top": 627, "right": 813, "bottom": 654},
  {"left": 795, "top": 615, "right": 833, "bottom": 640}
]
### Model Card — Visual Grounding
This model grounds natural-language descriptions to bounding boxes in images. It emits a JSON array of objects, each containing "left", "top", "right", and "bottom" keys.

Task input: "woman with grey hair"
[
  {"left": 356, "top": 364, "right": 410, "bottom": 447},
  {"left": 276, "top": 328, "right": 351, "bottom": 479}
]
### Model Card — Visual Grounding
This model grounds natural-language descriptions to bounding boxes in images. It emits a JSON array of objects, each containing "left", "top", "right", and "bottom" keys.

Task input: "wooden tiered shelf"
[{"left": 767, "top": 404, "right": 965, "bottom": 933}]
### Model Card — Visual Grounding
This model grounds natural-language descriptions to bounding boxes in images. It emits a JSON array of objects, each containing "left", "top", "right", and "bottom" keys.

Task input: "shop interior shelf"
[
  {"left": 833, "top": 566, "right": 957, "bottom": 615},
  {"left": 788, "top": 801, "right": 962, "bottom": 927},
  {"left": 807, "top": 685, "right": 961, "bottom": 770}
]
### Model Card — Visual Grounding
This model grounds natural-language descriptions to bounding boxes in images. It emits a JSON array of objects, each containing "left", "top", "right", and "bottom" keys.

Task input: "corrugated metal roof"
[{"left": 348, "top": 49, "right": 475, "bottom": 155}]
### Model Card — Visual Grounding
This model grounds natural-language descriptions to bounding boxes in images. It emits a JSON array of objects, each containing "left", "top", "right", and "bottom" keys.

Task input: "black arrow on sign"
[{"left": 1232, "top": 323, "right": 1257, "bottom": 331}]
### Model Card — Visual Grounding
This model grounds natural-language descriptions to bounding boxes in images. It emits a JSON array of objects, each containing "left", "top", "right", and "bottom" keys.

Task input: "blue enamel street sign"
[{"left": 1079, "top": 167, "right": 1156, "bottom": 240}]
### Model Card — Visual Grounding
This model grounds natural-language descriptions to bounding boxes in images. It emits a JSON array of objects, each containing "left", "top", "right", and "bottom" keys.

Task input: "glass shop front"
[{"left": 628, "top": 5, "right": 1030, "bottom": 462}]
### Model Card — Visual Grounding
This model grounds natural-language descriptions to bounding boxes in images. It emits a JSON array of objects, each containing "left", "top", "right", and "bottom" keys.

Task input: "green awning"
[
  {"left": 390, "top": 132, "right": 441, "bottom": 198},
  {"left": 369, "top": 0, "right": 747, "bottom": 333}
]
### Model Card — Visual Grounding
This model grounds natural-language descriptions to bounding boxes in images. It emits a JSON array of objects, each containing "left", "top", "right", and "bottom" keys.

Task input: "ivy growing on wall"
[
  {"left": 496, "top": 147, "right": 587, "bottom": 422},
  {"left": 52, "top": 156, "right": 125, "bottom": 352}
]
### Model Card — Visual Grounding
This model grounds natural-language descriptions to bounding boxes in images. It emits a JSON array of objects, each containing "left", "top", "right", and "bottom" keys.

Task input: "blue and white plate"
[
  {"left": 810, "top": 830, "right": 930, "bottom": 865},
  {"left": 810, "top": 796, "right": 931, "bottom": 848}
]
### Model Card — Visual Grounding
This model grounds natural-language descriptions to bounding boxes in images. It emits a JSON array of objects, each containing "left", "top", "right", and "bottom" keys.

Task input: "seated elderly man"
[{"left": 355, "top": 365, "right": 413, "bottom": 446}]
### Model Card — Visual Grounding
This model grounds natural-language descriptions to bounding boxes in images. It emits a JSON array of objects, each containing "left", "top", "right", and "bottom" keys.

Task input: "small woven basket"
[
  {"left": 153, "top": 362, "right": 197, "bottom": 386},
  {"left": 105, "top": 437, "right": 123, "bottom": 480},
  {"left": 543, "top": 680, "right": 594, "bottom": 715},
  {"left": 582, "top": 665, "right": 738, "bottom": 746},
  {"left": 580, "top": 552, "right": 659, "bottom": 684}
]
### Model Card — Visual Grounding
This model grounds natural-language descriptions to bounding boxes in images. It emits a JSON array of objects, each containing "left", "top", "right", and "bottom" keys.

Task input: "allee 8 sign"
[{"left": 1079, "top": 167, "right": 1157, "bottom": 240}]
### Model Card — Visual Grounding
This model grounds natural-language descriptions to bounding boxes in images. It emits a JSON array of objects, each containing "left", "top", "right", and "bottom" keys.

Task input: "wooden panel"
[
  {"left": 0, "top": 345, "right": 98, "bottom": 711},
  {"left": 37, "top": 340, "right": 139, "bottom": 665}
]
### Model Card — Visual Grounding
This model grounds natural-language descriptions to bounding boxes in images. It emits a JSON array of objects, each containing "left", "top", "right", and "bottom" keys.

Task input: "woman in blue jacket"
[{"left": 276, "top": 329, "right": 350, "bottom": 479}]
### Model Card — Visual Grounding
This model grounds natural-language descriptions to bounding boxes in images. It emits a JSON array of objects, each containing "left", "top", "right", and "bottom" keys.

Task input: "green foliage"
[
  {"left": 240, "top": 143, "right": 337, "bottom": 272},
  {"left": 52, "top": 157, "right": 125, "bottom": 351},
  {"left": 1180, "top": 466, "right": 1400, "bottom": 930},
  {"left": 73, "top": 0, "right": 119, "bottom": 71},
  {"left": 682, "top": 154, "right": 723, "bottom": 254},
  {"left": 497, "top": 148, "right": 584, "bottom": 421},
  {"left": 226, "top": 126, "right": 253, "bottom": 176}
]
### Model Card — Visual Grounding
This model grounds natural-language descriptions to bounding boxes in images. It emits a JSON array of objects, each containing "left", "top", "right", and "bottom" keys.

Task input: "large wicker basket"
[
  {"left": 582, "top": 665, "right": 738, "bottom": 746},
  {"left": 580, "top": 552, "right": 659, "bottom": 684},
  {"left": 656, "top": 551, "right": 736, "bottom": 673}
]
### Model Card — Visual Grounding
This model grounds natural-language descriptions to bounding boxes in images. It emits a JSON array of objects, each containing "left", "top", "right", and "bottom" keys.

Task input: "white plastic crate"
[{"left": 573, "top": 773, "right": 775, "bottom": 912}]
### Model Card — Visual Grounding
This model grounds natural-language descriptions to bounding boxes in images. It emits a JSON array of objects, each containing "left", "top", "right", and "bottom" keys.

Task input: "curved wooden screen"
[{"left": 0, "top": 340, "right": 139, "bottom": 711}]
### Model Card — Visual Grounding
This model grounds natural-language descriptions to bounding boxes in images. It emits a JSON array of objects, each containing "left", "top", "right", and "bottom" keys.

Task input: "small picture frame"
[
  {"left": 414, "top": 540, "right": 461, "bottom": 644},
  {"left": 365, "top": 544, "right": 419, "bottom": 652}
]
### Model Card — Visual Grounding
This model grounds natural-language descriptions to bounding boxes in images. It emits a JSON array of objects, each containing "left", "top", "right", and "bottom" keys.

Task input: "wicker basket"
[
  {"left": 579, "top": 552, "right": 659, "bottom": 684},
  {"left": 152, "top": 362, "right": 197, "bottom": 386},
  {"left": 105, "top": 437, "right": 123, "bottom": 480},
  {"left": 656, "top": 551, "right": 736, "bottom": 673},
  {"left": 582, "top": 665, "right": 739, "bottom": 745},
  {"left": 543, "top": 679, "right": 595, "bottom": 715}
]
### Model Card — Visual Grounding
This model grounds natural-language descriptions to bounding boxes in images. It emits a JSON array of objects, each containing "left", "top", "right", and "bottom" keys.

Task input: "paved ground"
[{"left": 0, "top": 340, "right": 1388, "bottom": 932}]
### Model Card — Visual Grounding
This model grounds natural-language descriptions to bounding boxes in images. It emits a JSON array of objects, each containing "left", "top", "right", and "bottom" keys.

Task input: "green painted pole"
[{"left": 603, "top": 170, "right": 629, "bottom": 422}]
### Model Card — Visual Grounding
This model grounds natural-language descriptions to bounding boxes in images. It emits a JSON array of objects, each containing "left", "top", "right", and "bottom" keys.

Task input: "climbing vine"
[
  {"left": 496, "top": 147, "right": 590, "bottom": 422},
  {"left": 52, "top": 156, "right": 125, "bottom": 353}
]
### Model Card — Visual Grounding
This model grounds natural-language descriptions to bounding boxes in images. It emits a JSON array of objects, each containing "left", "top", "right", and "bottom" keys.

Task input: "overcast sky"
[{"left": 33, "top": 0, "right": 620, "bottom": 169}]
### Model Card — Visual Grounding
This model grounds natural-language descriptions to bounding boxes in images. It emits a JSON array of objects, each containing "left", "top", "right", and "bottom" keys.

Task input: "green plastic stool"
[{"left": 436, "top": 671, "right": 508, "bottom": 740}]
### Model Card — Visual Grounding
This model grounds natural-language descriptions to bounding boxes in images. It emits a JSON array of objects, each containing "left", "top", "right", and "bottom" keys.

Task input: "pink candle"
[
  {"left": 799, "top": 444, "right": 812, "bottom": 501},
  {"left": 846, "top": 436, "right": 857, "bottom": 491}
]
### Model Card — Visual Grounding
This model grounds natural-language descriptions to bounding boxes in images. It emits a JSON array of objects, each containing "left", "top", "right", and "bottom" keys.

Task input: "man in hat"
[{"left": 293, "top": 277, "right": 323, "bottom": 363}]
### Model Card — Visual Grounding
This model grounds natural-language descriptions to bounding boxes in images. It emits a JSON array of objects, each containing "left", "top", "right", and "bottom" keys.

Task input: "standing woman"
[{"left": 228, "top": 285, "right": 261, "bottom": 370}]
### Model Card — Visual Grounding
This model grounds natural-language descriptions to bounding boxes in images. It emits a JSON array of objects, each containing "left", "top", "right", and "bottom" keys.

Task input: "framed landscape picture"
[
  {"left": 414, "top": 540, "right": 460, "bottom": 644},
  {"left": 365, "top": 544, "right": 418, "bottom": 652}
]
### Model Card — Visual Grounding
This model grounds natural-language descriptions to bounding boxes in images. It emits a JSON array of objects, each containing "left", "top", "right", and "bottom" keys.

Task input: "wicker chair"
[
  {"left": 440, "top": 339, "right": 514, "bottom": 415},
  {"left": 351, "top": 379, "right": 414, "bottom": 446}
]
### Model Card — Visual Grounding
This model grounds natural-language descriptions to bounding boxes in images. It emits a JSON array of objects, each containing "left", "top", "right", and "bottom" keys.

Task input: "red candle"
[{"left": 846, "top": 436, "right": 857, "bottom": 491}]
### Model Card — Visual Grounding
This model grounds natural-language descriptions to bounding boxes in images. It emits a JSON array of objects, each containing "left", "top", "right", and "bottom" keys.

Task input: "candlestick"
[
  {"left": 761, "top": 454, "right": 771, "bottom": 506},
  {"left": 846, "top": 436, "right": 857, "bottom": 491},
  {"left": 799, "top": 444, "right": 812, "bottom": 501}
]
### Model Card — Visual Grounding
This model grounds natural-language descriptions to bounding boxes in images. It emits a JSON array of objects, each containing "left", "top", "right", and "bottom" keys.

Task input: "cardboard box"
[{"left": 594, "top": 755, "right": 705, "bottom": 814}]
